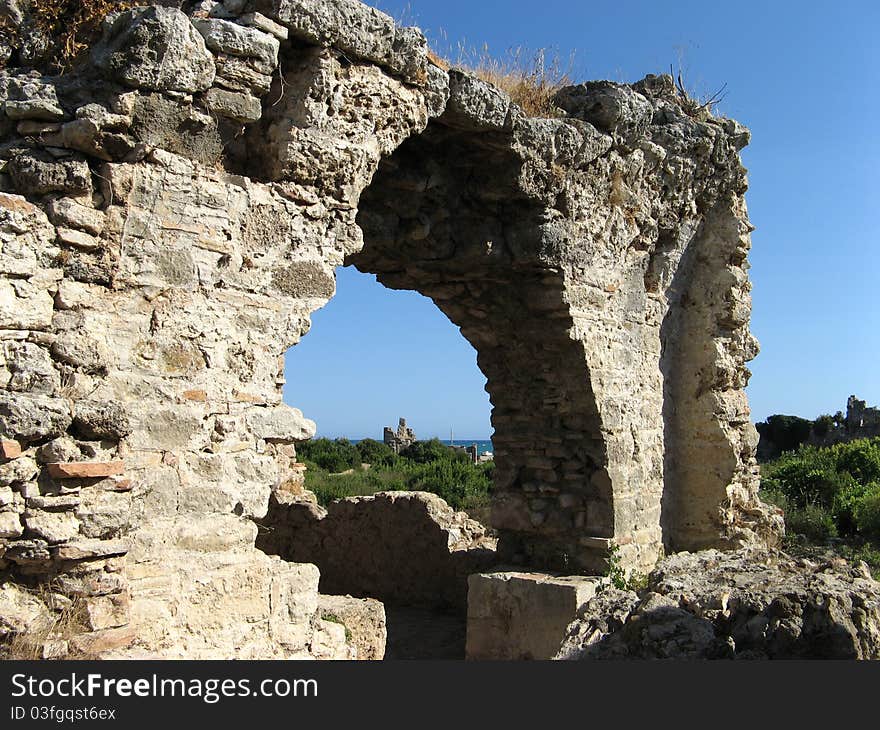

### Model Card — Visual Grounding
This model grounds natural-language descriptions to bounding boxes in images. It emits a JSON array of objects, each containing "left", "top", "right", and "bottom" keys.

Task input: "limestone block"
[
  {"left": 8, "top": 151, "right": 92, "bottom": 197},
  {"left": 466, "top": 572, "right": 605, "bottom": 660},
  {"left": 53, "top": 538, "right": 129, "bottom": 561},
  {"left": 84, "top": 593, "right": 130, "bottom": 631},
  {"left": 214, "top": 56, "right": 273, "bottom": 95},
  {"left": 0, "top": 455, "right": 37, "bottom": 484},
  {"left": 311, "top": 618, "right": 354, "bottom": 659},
  {"left": 246, "top": 404, "right": 316, "bottom": 443},
  {"left": 318, "top": 594, "right": 386, "bottom": 660},
  {"left": 192, "top": 18, "right": 280, "bottom": 74},
  {"left": 46, "top": 198, "right": 105, "bottom": 236},
  {"left": 4, "top": 341, "right": 60, "bottom": 394},
  {"left": 239, "top": 12, "right": 289, "bottom": 40},
  {"left": 259, "top": 0, "right": 428, "bottom": 83},
  {"left": 554, "top": 82, "right": 653, "bottom": 147},
  {"left": 203, "top": 87, "right": 262, "bottom": 123},
  {"left": 93, "top": 7, "right": 216, "bottom": 93},
  {"left": 0, "top": 393, "right": 71, "bottom": 443},
  {"left": 0, "top": 581, "right": 50, "bottom": 638},
  {"left": 76, "top": 490, "right": 131, "bottom": 539},
  {"left": 0, "top": 509, "right": 23, "bottom": 538},
  {"left": 68, "top": 626, "right": 136, "bottom": 657},
  {"left": 24, "top": 508, "right": 80, "bottom": 543},
  {"left": 4, "top": 76, "right": 65, "bottom": 121},
  {"left": 444, "top": 70, "right": 510, "bottom": 131},
  {"left": 268, "top": 561, "right": 321, "bottom": 651},
  {"left": 71, "top": 400, "right": 131, "bottom": 440}
]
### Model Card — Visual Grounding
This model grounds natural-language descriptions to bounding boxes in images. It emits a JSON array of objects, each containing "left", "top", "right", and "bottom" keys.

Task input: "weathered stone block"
[
  {"left": 53, "top": 538, "right": 129, "bottom": 561},
  {"left": 0, "top": 510, "right": 23, "bottom": 538},
  {"left": 46, "top": 198, "right": 106, "bottom": 236},
  {"left": 246, "top": 404, "right": 316, "bottom": 443},
  {"left": 192, "top": 18, "right": 280, "bottom": 74},
  {"left": 8, "top": 151, "right": 92, "bottom": 197},
  {"left": 318, "top": 594, "right": 386, "bottom": 660},
  {"left": 0, "top": 393, "right": 71, "bottom": 443},
  {"left": 24, "top": 508, "right": 80, "bottom": 544},
  {"left": 465, "top": 572, "right": 604, "bottom": 660},
  {"left": 203, "top": 87, "right": 263, "bottom": 123},
  {"left": 444, "top": 71, "right": 510, "bottom": 131},
  {"left": 93, "top": 6, "right": 216, "bottom": 93}
]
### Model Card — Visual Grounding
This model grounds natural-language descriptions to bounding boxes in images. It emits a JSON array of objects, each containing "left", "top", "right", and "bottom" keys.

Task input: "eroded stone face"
[
  {"left": 556, "top": 549, "right": 880, "bottom": 660},
  {"left": 0, "top": 0, "right": 780, "bottom": 659}
]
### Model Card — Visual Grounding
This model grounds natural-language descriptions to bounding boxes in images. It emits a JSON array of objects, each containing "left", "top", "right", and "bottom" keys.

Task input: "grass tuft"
[
  {"left": 450, "top": 43, "right": 574, "bottom": 118},
  {"left": 0, "top": 583, "right": 90, "bottom": 660}
]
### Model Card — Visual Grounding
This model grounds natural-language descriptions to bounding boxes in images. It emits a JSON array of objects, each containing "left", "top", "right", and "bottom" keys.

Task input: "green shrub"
[
  {"left": 836, "top": 441, "right": 880, "bottom": 484},
  {"left": 354, "top": 438, "right": 397, "bottom": 468},
  {"left": 404, "top": 458, "right": 491, "bottom": 511},
  {"left": 784, "top": 503, "right": 838, "bottom": 542},
  {"left": 301, "top": 438, "right": 494, "bottom": 513},
  {"left": 400, "top": 438, "right": 468, "bottom": 465},
  {"left": 760, "top": 436, "right": 880, "bottom": 543},
  {"left": 813, "top": 414, "right": 834, "bottom": 438},
  {"left": 854, "top": 484, "right": 880, "bottom": 541},
  {"left": 296, "top": 438, "right": 360, "bottom": 473}
]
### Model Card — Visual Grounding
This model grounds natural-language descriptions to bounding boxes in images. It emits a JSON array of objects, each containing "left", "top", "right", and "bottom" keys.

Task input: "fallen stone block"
[
  {"left": 466, "top": 571, "right": 604, "bottom": 660},
  {"left": 556, "top": 549, "right": 880, "bottom": 660},
  {"left": 318, "top": 594, "right": 387, "bottom": 660}
]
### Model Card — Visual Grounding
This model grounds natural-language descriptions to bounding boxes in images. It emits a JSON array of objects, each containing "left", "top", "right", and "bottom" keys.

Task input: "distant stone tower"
[{"left": 384, "top": 418, "right": 417, "bottom": 454}]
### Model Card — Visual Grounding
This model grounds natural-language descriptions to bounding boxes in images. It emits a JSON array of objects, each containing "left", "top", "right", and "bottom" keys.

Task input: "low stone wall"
[{"left": 258, "top": 491, "right": 498, "bottom": 611}]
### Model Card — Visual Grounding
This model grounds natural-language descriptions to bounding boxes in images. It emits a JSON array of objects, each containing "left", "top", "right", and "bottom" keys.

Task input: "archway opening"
[{"left": 257, "top": 115, "right": 616, "bottom": 657}]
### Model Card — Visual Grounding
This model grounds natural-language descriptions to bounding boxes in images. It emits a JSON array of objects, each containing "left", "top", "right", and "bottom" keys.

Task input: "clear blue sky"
[{"left": 284, "top": 0, "right": 880, "bottom": 439}]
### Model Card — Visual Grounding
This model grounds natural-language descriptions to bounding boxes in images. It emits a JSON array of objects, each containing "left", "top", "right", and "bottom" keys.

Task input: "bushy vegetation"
[
  {"left": 296, "top": 437, "right": 494, "bottom": 514},
  {"left": 760, "top": 436, "right": 880, "bottom": 575}
]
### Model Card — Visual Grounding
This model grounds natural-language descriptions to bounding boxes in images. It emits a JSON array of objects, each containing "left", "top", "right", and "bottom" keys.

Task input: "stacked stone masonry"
[{"left": 0, "top": 0, "right": 782, "bottom": 658}]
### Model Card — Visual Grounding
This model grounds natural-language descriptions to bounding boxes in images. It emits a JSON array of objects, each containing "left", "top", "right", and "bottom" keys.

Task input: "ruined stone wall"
[
  {"left": 258, "top": 490, "right": 497, "bottom": 611},
  {"left": 0, "top": 0, "right": 780, "bottom": 658}
]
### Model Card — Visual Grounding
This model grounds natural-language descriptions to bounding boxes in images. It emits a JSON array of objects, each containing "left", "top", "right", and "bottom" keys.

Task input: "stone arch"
[
  {"left": 350, "top": 121, "right": 615, "bottom": 572},
  {"left": 0, "top": 1, "right": 783, "bottom": 659}
]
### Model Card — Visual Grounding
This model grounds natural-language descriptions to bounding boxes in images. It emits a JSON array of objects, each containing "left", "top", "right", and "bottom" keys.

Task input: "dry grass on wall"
[
  {"left": 447, "top": 44, "right": 575, "bottom": 118},
  {"left": 2, "top": 0, "right": 138, "bottom": 72},
  {"left": 0, "top": 585, "right": 90, "bottom": 660}
]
